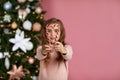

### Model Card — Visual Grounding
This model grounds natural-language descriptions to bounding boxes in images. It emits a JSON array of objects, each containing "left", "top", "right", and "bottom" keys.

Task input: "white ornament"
[
  {"left": 4, "top": 52, "right": 10, "bottom": 58},
  {"left": 23, "top": 20, "right": 32, "bottom": 31},
  {"left": 5, "top": 57, "right": 10, "bottom": 69},
  {"left": 3, "top": 14, "right": 11, "bottom": 22},
  {"left": 4, "top": 1, "right": 12, "bottom": 11},
  {"left": 35, "top": 7, "right": 42, "bottom": 14},
  {"left": 26, "top": 8, "right": 31, "bottom": 14},
  {"left": 0, "top": 52, "right": 10, "bottom": 59},
  {"left": 0, "top": 52, "right": 3, "bottom": 59},
  {"left": 18, "top": 9, "right": 28, "bottom": 21},
  {"left": 0, "top": 21, "right": 3, "bottom": 23},
  {"left": 24, "top": 42, "right": 33, "bottom": 51},
  {"left": 9, "top": 29, "right": 32, "bottom": 53},
  {"left": 32, "top": 76, "right": 37, "bottom": 80}
]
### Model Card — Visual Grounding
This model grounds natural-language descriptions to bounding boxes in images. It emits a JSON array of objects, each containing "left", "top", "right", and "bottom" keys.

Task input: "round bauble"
[
  {"left": 32, "top": 22, "right": 41, "bottom": 31},
  {"left": 11, "top": 22, "right": 17, "bottom": 29},
  {"left": 35, "top": 7, "right": 42, "bottom": 14},
  {"left": 28, "top": 57, "right": 34, "bottom": 64},
  {"left": 4, "top": 1, "right": 12, "bottom": 11},
  {"left": 24, "top": 42, "right": 33, "bottom": 51},
  {"left": 23, "top": 20, "right": 32, "bottom": 31}
]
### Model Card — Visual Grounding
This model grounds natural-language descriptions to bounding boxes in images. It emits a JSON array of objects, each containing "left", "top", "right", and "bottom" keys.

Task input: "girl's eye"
[
  {"left": 55, "top": 29, "right": 59, "bottom": 32},
  {"left": 47, "top": 29, "right": 51, "bottom": 32}
]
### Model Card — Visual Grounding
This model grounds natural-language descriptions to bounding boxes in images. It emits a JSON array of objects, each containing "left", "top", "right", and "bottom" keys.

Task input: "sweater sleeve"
[
  {"left": 36, "top": 46, "right": 47, "bottom": 60},
  {"left": 62, "top": 45, "right": 73, "bottom": 61}
]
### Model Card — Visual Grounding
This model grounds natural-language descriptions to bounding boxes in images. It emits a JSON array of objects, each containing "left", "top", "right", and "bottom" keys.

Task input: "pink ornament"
[
  {"left": 28, "top": 57, "right": 34, "bottom": 64},
  {"left": 32, "top": 22, "right": 41, "bottom": 31},
  {"left": 11, "top": 22, "right": 17, "bottom": 29},
  {"left": 35, "top": 7, "right": 42, "bottom": 14},
  {"left": 18, "top": 9, "right": 27, "bottom": 21},
  {"left": 17, "top": 0, "right": 26, "bottom": 3},
  {"left": 7, "top": 65, "right": 25, "bottom": 80}
]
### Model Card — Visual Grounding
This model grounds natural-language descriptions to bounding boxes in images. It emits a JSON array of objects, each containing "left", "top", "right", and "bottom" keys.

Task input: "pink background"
[{"left": 41, "top": 0, "right": 120, "bottom": 80}]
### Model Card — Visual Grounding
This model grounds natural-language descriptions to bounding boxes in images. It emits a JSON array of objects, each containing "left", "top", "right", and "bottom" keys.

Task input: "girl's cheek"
[{"left": 55, "top": 34, "right": 60, "bottom": 41}]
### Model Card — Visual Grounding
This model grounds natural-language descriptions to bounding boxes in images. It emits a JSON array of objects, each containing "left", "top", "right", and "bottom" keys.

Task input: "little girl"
[{"left": 36, "top": 18, "right": 73, "bottom": 80}]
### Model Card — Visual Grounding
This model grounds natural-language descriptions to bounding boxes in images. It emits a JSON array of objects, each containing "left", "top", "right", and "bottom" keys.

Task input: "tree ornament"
[
  {"left": 26, "top": 8, "right": 31, "bottom": 14},
  {"left": 18, "top": 9, "right": 28, "bottom": 21},
  {"left": 32, "top": 22, "right": 41, "bottom": 31},
  {"left": 7, "top": 65, "right": 25, "bottom": 80},
  {"left": 3, "top": 1, "right": 12, "bottom": 11},
  {"left": 40, "top": 14, "right": 44, "bottom": 19},
  {"left": 3, "top": 14, "right": 11, "bottom": 22},
  {"left": 4, "top": 28, "right": 10, "bottom": 34},
  {"left": 32, "top": 76, "right": 37, "bottom": 80},
  {"left": 32, "top": 11, "right": 35, "bottom": 14},
  {"left": 17, "top": 0, "right": 26, "bottom": 3},
  {"left": 0, "top": 21, "right": 3, "bottom": 24},
  {"left": 9, "top": 29, "right": 32, "bottom": 53},
  {"left": 23, "top": 20, "right": 32, "bottom": 30},
  {"left": 36, "top": 70, "right": 38, "bottom": 73},
  {"left": 5, "top": 57, "right": 10, "bottom": 69},
  {"left": 24, "top": 42, "right": 33, "bottom": 51},
  {"left": 4, "top": 52, "right": 10, "bottom": 57},
  {"left": 28, "top": 57, "right": 34, "bottom": 64},
  {"left": 11, "top": 22, "right": 17, "bottom": 29},
  {"left": 4, "top": 52, "right": 10, "bottom": 69},
  {"left": 35, "top": 7, "right": 42, "bottom": 14}
]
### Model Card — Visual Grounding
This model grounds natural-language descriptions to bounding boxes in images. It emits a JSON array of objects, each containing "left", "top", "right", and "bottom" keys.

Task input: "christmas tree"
[{"left": 0, "top": 0, "right": 45, "bottom": 80}]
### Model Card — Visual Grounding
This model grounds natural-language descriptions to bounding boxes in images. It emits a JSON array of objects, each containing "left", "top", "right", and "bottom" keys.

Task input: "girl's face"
[{"left": 46, "top": 23, "right": 61, "bottom": 44}]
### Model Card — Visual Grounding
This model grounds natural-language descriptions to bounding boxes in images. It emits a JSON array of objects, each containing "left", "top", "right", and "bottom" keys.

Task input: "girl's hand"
[
  {"left": 42, "top": 44, "right": 53, "bottom": 55},
  {"left": 54, "top": 42, "right": 67, "bottom": 54}
]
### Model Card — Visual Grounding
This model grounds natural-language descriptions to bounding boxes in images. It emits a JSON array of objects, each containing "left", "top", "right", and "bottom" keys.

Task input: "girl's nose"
[{"left": 51, "top": 31, "right": 56, "bottom": 37}]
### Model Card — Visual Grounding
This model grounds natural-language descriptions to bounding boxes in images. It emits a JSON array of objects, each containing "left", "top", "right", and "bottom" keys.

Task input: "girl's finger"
[
  {"left": 44, "top": 45, "right": 50, "bottom": 48},
  {"left": 46, "top": 47, "right": 52, "bottom": 50},
  {"left": 55, "top": 47, "right": 61, "bottom": 51},
  {"left": 55, "top": 42, "right": 61, "bottom": 45}
]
